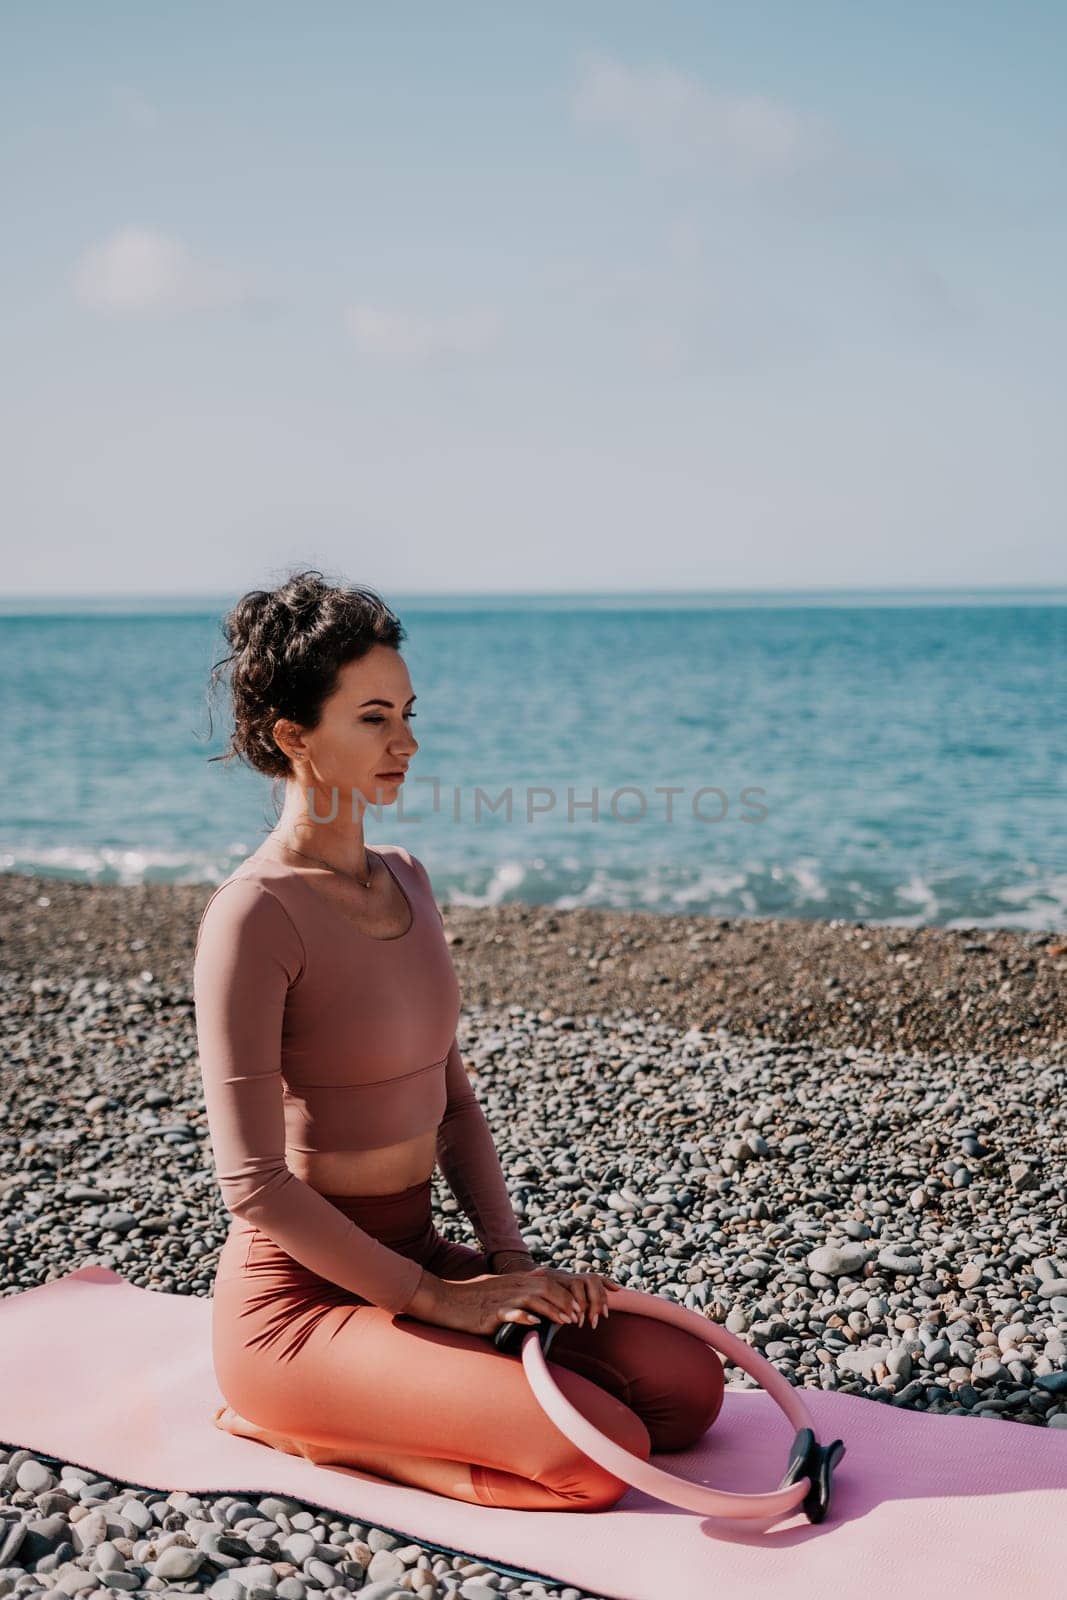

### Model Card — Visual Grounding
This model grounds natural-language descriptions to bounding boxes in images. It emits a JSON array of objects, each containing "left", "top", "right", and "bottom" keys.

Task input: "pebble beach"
[{"left": 1, "top": 872, "right": 1065, "bottom": 1600}]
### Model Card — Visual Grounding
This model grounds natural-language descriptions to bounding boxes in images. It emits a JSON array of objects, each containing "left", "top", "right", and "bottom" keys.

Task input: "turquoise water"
[{"left": 1, "top": 591, "right": 1064, "bottom": 929}]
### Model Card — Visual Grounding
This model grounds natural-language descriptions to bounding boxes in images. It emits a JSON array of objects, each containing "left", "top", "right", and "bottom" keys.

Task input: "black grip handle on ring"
[
  {"left": 493, "top": 1316, "right": 562, "bottom": 1358},
  {"left": 778, "top": 1427, "right": 846, "bottom": 1523}
]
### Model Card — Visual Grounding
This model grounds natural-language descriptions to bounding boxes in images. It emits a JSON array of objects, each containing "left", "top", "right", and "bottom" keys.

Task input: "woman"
[{"left": 196, "top": 568, "right": 724, "bottom": 1511}]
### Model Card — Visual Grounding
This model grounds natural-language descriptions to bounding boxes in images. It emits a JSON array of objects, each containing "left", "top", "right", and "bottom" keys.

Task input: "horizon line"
[{"left": 4, "top": 582, "right": 1067, "bottom": 600}]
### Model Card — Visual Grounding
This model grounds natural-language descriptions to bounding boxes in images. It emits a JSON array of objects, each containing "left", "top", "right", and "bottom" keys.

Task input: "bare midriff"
[{"left": 289, "top": 1128, "right": 440, "bottom": 1197}]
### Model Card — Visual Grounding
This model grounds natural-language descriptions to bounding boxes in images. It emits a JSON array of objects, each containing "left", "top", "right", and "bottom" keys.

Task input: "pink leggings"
[{"left": 211, "top": 1177, "right": 725, "bottom": 1511}]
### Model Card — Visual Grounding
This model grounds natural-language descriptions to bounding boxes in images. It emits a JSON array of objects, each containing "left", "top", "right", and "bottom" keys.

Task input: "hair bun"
[
  {"left": 205, "top": 567, "right": 406, "bottom": 781},
  {"left": 224, "top": 589, "right": 276, "bottom": 653}
]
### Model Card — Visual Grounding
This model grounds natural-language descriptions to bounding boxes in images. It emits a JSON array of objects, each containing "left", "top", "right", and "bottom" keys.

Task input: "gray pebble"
[
  {"left": 15, "top": 1460, "right": 55, "bottom": 1494},
  {"left": 877, "top": 1248, "right": 923, "bottom": 1276},
  {"left": 806, "top": 1243, "right": 870, "bottom": 1278},
  {"left": 151, "top": 1545, "right": 204, "bottom": 1580},
  {"left": 367, "top": 1549, "right": 407, "bottom": 1581}
]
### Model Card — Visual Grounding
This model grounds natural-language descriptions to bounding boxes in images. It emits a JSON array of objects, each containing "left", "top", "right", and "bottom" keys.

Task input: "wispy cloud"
[
  {"left": 111, "top": 87, "right": 159, "bottom": 130},
  {"left": 72, "top": 227, "right": 263, "bottom": 313},
  {"left": 572, "top": 55, "right": 837, "bottom": 181},
  {"left": 884, "top": 258, "right": 980, "bottom": 338},
  {"left": 343, "top": 303, "right": 501, "bottom": 363}
]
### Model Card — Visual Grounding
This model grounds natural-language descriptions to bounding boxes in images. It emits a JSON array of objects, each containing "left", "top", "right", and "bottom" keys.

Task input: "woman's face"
[{"left": 280, "top": 644, "right": 419, "bottom": 809}]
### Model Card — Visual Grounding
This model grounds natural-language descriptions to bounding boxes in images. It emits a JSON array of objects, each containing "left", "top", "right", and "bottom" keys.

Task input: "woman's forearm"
[{"left": 436, "top": 1038, "right": 531, "bottom": 1258}]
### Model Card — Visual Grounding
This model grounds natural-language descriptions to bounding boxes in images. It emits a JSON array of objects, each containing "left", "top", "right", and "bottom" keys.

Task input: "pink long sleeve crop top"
[{"left": 192, "top": 840, "right": 529, "bottom": 1313}]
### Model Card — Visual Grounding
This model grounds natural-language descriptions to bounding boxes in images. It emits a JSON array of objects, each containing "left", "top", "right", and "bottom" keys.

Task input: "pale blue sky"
[{"left": 2, "top": 1, "right": 1064, "bottom": 593}]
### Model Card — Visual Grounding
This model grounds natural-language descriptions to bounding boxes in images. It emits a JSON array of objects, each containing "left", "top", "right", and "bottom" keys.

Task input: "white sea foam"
[{"left": 3, "top": 843, "right": 1064, "bottom": 930}]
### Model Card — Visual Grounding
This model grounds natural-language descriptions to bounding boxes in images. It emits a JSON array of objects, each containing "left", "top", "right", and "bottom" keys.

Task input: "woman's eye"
[{"left": 363, "top": 713, "right": 417, "bottom": 723}]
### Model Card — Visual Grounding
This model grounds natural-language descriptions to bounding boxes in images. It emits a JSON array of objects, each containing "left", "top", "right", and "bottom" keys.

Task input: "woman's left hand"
[
  {"left": 528, "top": 1264, "right": 625, "bottom": 1329},
  {"left": 488, "top": 1252, "right": 625, "bottom": 1328}
]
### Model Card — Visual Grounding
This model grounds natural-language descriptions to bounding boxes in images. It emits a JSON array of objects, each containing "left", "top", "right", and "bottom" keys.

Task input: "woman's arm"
[
  {"left": 193, "top": 877, "right": 424, "bottom": 1315},
  {"left": 406, "top": 851, "right": 531, "bottom": 1261},
  {"left": 436, "top": 1036, "right": 531, "bottom": 1259}
]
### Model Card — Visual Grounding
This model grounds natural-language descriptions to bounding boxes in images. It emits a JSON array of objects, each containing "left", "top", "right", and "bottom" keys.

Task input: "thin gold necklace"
[{"left": 272, "top": 835, "right": 376, "bottom": 889}]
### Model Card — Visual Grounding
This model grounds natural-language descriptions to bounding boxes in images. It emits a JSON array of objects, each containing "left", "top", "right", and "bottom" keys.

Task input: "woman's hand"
[
  {"left": 527, "top": 1264, "right": 625, "bottom": 1330},
  {"left": 406, "top": 1263, "right": 623, "bottom": 1338},
  {"left": 407, "top": 1267, "right": 595, "bottom": 1338},
  {"left": 488, "top": 1253, "right": 625, "bottom": 1330}
]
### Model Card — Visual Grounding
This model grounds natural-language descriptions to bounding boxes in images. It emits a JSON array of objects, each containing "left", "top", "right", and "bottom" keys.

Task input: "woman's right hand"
[{"left": 406, "top": 1268, "right": 585, "bottom": 1337}]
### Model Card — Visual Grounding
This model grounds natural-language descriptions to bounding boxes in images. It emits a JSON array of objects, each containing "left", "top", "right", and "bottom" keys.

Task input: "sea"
[{"left": 1, "top": 590, "right": 1064, "bottom": 931}]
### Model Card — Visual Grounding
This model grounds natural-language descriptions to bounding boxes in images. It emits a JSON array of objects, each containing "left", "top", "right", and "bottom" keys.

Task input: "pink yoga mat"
[{"left": 2, "top": 1266, "right": 1066, "bottom": 1599}]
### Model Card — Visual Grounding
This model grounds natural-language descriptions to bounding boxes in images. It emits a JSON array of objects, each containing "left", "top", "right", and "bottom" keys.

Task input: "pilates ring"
[{"left": 493, "top": 1287, "right": 845, "bottom": 1523}]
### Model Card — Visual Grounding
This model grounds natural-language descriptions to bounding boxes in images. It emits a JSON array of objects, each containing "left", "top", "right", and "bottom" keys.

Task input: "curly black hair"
[{"left": 204, "top": 567, "right": 406, "bottom": 786}]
